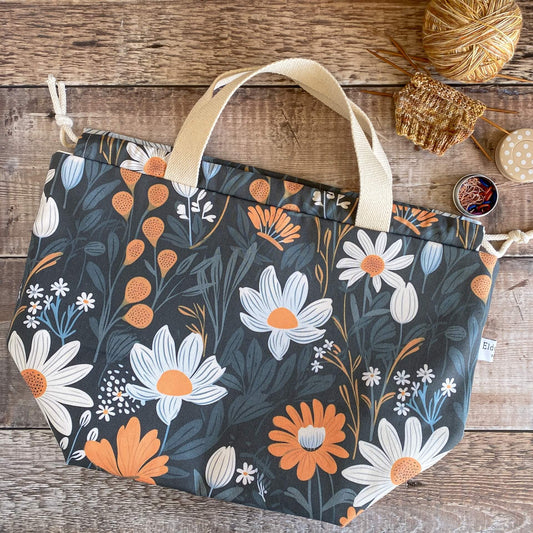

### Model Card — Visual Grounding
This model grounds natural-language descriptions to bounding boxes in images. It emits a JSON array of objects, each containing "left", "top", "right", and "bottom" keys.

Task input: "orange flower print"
[
  {"left": 392, "top": 204, "right": 438, "bottom": 235},
  {"left": 148, "top": 184, "right": 169, "bottom": 210},
  {"left": 479, "top": 251, "right": 497, "bottom": 275},
  {"left": 123, "top": 304, "right": 154, "bottom": 329},
  {"left": 157, "top": 249, "right": 177, "bottom": 278},
  {"left": 123, "top": 277, "right": 151, "bottom": 304},
  {"left": 268, "top": 399, "right": 348, "bottom": 481},
  {"left": 471, "top": 274, "right": 492, "bottom": 303},
  {"left": 124, "top": 239, "right": 145, "bottom": 266},
  {"left": 249, "top": 178, "right": 270, "bottom": 203},
  {"left": 283, "top": 203, "right": 300, "bottom": 212},
  {"left": 120, "top": 168, "right": 141, "bottom": 192},
  {"left": 142, "top": 217, "right": 165, "bottom": 247},
  {"left": 120, "top": 142, "right": 170, "bottom": 178},
  {"left": 339, "top": 506, "right": 364, "bottom": 527},
  {"left": 84, "top": 416, "right": 168, "bottom": 485},
  {"left": 112, "top": 191, "right": 134, "bottom": 220},
  {"left": 248, "top": 205, "right": 301, "bottom": 251},
  {"left": 283, "top": 180, "right": 304, "bottom": 198}
]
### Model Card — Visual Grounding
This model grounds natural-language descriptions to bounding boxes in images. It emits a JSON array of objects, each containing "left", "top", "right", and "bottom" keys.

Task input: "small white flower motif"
[
  {"left": 323, "top": 339, "right": 334, "bottom": 350},
  {"left": 71, "top": 450, "right": 86, "bottom": 461},
  {"left": 397, "top": 387, "right": 411, "bottom": 402},
  {"left": 176, "top": 204, "right": 188, "bottom": 220},
  {"left": 417, "top": 364, "right": 435, "bottom": 384},
  {"left": 311, "top": 360, "right": 323, "bottom": 373},
  {"left": 394, "top": 401, "right": 410, "bottom": 416},
  {"left": 235, "top": 462, "right": 258, "bottom": 485},
  {"left": 326, "top": 192, "right": 335, "bottom": 200},
  {"left": 441, "top": 378, "right": 457, "bottom": 397},
  {"left": 314, "top": 346, "right": 325, "bottom": 359},
  {"left": 43, "top": 295, "right": 54, "bottom": 310},
  {"left": 86, "top": 427, "right": 99, "bottom": 441},
  {"left": 28, "top": 301, "right": 42, "bottom": 315},
  {"left": 336, "top": 194, "right": 350, "bottom": 209},
  {"left": 202, "top": 201, "right": 216, "bottom": 223},
  {"left": 26, "top": 284, "right": 44, "bottom": 299},
  {"left": 362, "top": 367, "right": 381, "bottom": 387},
  {"left": 76, "top": 292, "right": 95, "bottom": 312},
  {"left": 23, "top": 315, "right": 40, "bottom": 329},
  {"left": 312, "top": 190, "right": 323, "bottom": 206},
  {"left": 98, "top": 365, "right": 140, "bottom": 415},
  {"left": 96, "top": 402, "right": 115, "bottom": 422},
  {"left": 411, "top": 382, "right": 421, "bottom": 397},
  {"left": 394, "top": 370, "right": 411, "bottom": 386},
  {"left": 59, "top": 437, "right": 69, "bottom": 450},
  {"left": 51, "top": 278, "right": 69, "bottom": 297}
]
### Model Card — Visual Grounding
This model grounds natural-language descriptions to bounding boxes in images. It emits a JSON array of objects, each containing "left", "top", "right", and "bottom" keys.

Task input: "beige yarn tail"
[
  {"left": 47, "top": 74, "right": 78, "bottom": 149},
  {"left": 481, "top": 229, "right": 533, "bottom": 258}
]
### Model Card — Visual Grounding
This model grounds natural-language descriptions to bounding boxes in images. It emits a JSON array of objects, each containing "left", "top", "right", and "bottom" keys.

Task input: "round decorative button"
[{"left": 495, "top": 128, "right": 533, "bottom": 183}]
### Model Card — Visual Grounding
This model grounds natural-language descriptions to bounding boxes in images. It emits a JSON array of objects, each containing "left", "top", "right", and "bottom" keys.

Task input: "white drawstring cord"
[
  {"left": 481, "top": 229, "right": 533, "bottom": 258},
  {"left": 47, "top": 74, "right": 78, "bottom": 149}
]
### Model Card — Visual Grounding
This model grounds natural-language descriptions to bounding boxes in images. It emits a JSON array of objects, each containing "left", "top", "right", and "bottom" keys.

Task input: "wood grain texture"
[
  {"left": 1, "top": 1, "right": 531, "bottom": 87},
  {"left": 0, "top": 429, "right": 531, "bottom": 532},
  {"left": 1, "top": 86, "right": 532, "bottom": 257},
  {"left": 2, "top": 257, "right": 532, "bottom": 430}
]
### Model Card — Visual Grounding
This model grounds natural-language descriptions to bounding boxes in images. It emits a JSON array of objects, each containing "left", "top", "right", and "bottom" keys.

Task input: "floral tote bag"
[{"left": 8, "top": 59, "right": 505, "bottom": 527}]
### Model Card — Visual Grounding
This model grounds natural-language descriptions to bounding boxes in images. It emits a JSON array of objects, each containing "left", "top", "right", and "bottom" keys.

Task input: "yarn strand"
[
  {"left": 47, "top": 74, "right": 78, "bottom": 149},
  {"left": 481, "top": 230, "right": 533, "bottom": 258}
]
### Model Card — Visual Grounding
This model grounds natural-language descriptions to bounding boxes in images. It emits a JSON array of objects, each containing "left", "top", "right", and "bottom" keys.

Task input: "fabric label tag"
[{"left": 477, "top": 337, "right": 496, "bottom": 362}]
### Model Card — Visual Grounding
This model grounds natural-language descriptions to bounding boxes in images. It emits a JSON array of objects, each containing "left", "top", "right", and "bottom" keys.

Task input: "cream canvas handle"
[{"left": 164, "top": 58, "right": 393, "bottom": 232}]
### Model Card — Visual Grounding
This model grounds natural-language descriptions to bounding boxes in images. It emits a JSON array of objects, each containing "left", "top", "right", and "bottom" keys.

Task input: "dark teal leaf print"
[{"left": 86, "top": 262, "right": 106, "bottom": 294}]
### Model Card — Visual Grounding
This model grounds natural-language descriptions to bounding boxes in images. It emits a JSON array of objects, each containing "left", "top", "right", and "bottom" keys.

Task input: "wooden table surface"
[{"left": 1, "top": 1, "right": 532, "bottom": 531}]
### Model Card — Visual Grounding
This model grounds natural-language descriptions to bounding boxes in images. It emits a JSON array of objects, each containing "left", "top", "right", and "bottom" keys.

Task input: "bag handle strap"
[{"left": 164, "top": 58, "right": 393, "bottom": 232}]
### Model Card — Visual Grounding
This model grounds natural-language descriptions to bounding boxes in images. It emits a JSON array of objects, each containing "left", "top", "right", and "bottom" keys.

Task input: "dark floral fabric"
[{"left": 8, "top": 128, "right": 498, "bottom": 526}]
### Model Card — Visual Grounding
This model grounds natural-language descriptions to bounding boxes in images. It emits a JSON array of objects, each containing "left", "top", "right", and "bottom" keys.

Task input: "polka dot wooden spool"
[
  {"left": 495, "top": 128, "right": 533, "bottom": 183},
  {"left": 423, "top": 0, "right": 523, "bottom": 83}
]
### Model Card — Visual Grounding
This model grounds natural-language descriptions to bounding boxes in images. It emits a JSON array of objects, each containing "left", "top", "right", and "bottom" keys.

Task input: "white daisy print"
[
  {"left": 28, "top": 301, "right": 42, "bottom": 315},
  {"left": 417, "top": 364, "right": 435, "bottom": 384},
  {"left": 96, "top": 402, "right": 115, "bottom": 422},
  {"left": 43, "top": 295, "right": 54, "bottom": 310},
  {"left": 120, "top": 142, "right": 170, "bottom": 178},
  {"left": 397, "top": 388, "right": 410, "bottom": 402},
  {"left": 441, "top": 378, "right": 457, "bottom": 397},
  {"left": 362, "top": 366, "right": 381, "bottom": 387},
  {"left": 23, "top": 315, "right": 40, "bottom": 329},
  {"left": 394, "top": 401, "right": 409, "bottom": 416},
  {"left": 236, "top": 462, "right": 258, "bottom": 485},
  {"left": 310, "top": 360, "right": 323, "bottom": 373},
  {"left": 323, "top": 339, "right": 334, "bottom": 350},
  {"left": 26, "top": 284, "right": 44, "bottom": 299},
  {"left": 8, "top": 330, "right": 93, "bottom": 435},
  {"left": 314, "top": 346, "right": 325, "bottom": 358},
  {"left": 342, "top": 417, "right": 449, "bottom": 508},
  {"left": 239, "top": 266, "right": 332, "bottom": 361},
  {"left": 51, "top": 278, "right": 69, "bottom": 297},
  {"left": 125, "top": 325, "right": 228, "bottom": 425},
  {"left": 76, "top": 292, "right": 95, "bottom": 312},
  {"left": 336, "top": 230, "right": 413, "bottom": 292},
  {"left": 394, "top": 370, "right": 411, "bottom": 386}
]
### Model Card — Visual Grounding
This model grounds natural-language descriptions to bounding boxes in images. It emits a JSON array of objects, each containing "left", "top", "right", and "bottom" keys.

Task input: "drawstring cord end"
[
  {"left": 481, "top": 229, "right": 533, "bottom": 258},
  {"left": 47, "top": 74, "right": 79, "bottom": 149}
]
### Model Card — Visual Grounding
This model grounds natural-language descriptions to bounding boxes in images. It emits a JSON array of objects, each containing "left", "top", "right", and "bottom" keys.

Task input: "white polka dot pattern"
[{"left": 495, "top": 129, "right": 533, "bottom": 183}]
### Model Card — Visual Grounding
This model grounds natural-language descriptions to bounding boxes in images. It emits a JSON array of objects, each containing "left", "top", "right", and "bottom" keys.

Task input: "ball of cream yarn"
[{"left": 423, "top": 0, "right": 522, "bottom": 83}]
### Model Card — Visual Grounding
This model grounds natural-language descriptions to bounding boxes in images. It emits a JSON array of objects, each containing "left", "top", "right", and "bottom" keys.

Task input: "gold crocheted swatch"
[{"left": 393, "top": 73, "right": 487, "bottom": 155}]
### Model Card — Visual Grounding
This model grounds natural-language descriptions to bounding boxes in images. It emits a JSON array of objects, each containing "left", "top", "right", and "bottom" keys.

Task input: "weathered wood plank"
[
  {"left": 1, "top": 86, "right": 532, "bottom": 257},
  {"left": 0, "top": 429, "right": 531, "bottom": 532},
  {"left": 1, "top": 1, "right": 531, "bottom": 86},
  {"left": 1, "top": 257, "right": 532, "bottom": 430}
]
